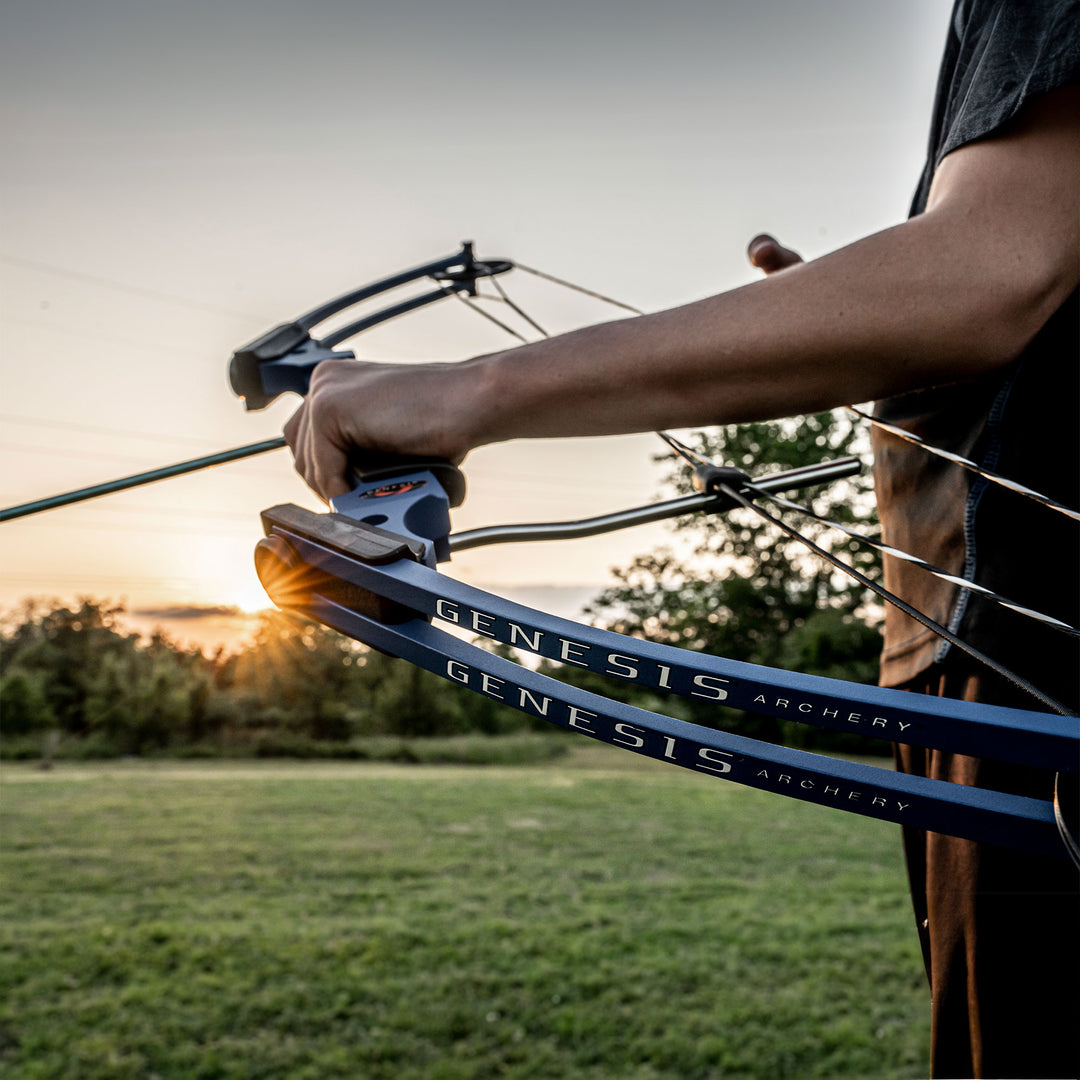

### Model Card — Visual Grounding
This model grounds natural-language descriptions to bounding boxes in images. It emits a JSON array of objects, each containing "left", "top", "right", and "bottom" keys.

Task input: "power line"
[
  {"left": 0, "top": 440, "right": 288, "bottom": 482},
  {"left": 0, "top": 571, "right": 211, "bottom": 589},
  {"left": 0, "top": 411, "right": 234, "bottom": 450},
  {"left": 0, "top": 252, "right": 269, "bottom": 323},
  {"left": 0, "top": 441, "right": 213, "bottom": 468},
  {"left": 0, "top": 437, "right": 288, "bottom": 522},
  {"left": 0, "top": 499, "right": 264, "bottom": 523},
  {"left": 3, "top": 518, "right": 257, "bottom": 537},
  {"left": 1, "top": 312, "right": 214, "bottom": 362}
]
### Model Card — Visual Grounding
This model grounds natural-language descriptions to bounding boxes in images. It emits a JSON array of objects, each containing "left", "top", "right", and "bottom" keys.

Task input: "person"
[{"left": 285, "top": 3, "right": 1079, "bottom": 1075}]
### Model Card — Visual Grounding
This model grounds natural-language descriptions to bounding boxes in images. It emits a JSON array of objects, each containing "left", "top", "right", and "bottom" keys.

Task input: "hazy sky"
[{"left": 1, "top": 0, "right": 953, "bottom": 646}]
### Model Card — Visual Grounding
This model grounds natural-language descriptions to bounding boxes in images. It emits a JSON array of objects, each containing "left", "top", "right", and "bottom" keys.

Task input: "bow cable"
[
  {"left": 432, "top": 279, "right": 530, "bottom": 343},
  {"left": 657, "top": 430, "right": 1079, "bottom": 637},
  {"left": 441, "top": 272, "right": 701, "bottom": 472},
  {"left": 487, "top": 272, "right": 550, "bottom": 338},
  {"left": 514, "top": 263, "right": 645, "bottom": 316},
  {"left": 848, "top": 405, "right": 1080, "bottom": 522},
  {"left": 656, "top": 431, "right": 716, "bottom": 470},
  {"left": 6, "top": 249, "right": 1075, "bottom": 586},
  {"left": 460, "top": 271, "right": 1079, "bottom": 648},
  {"left": 652, "top": 429, "right": 1078, "bottom": 713},
  {"left": 714, "top": 479, "right": 1074, "bottom": 716},
  {"left": 462, "top": 264, "right": 1077, "bottom": 524},
  {"left": 756, "top": 489, "right": 1080, "bottom": 638}
]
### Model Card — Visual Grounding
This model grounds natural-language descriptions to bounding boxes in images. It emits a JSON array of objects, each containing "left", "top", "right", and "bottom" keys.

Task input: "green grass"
[{"left": 1, "top": 743, "right": 930, "bottom": 1079}]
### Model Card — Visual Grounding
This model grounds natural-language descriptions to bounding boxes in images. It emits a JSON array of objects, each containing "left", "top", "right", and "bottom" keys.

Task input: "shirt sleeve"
[{"left": 936, "top": 0, "right": 1080, "bottom": 165}]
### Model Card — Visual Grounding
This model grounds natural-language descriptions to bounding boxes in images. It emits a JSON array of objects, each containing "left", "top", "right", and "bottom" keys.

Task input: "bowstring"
[
  {"left": 663, "top": 417, "right": 1078, "bottom": 638},
  {"left": 848, "top": 405, "right": 1080, "bottom": 523},
  {"left": 462, "top": 263, "right": 1078, "bottom": 717},
  {"left": 755, "top": 488, "right": 1079, "bottom": 637},
  {"left": 487, "top": 272, "right": 550, "bottom": 338},
  {"left": 655, "top": 430, "right": 719, "bottom": 469},
  {"left": 486, "top": 267, "right": 1078, "bottom": 523},
  {"left": 438, "top": 270, "right": 704, "bottom": 472},
  {"left": 717, "top": 480, "right": 1075, "bottom": 717},
  {"left": 432, "top": 280, "right": 530, "bottom": 344},
  {"left": 448, "top": 271, "right": 690, "bottom": 464},
  {"left": 513, "top": 263, "right": 645, "bottom": 316}
]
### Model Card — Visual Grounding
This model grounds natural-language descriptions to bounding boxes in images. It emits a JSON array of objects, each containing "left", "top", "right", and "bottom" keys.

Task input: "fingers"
[
  {"left": 283, "top": 401, "right": 323, "bottom": 502},
  {"left": 283, "top": 386, "right": 351, "bottom": 503},
  {"left": 747, "top": 233, "right": 804, "bottom": 275},
  {"left": 282, "top": 357, "right": 473, "bottom": 502}
]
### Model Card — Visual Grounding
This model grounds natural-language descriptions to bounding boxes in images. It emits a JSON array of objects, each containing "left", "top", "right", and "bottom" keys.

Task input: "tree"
[
  {"left": 0, "top": 600, "right": 222, "bottom": 757},
  {"left": 2, "top": 599, "right": 132, "bottom": 735},
  {"left": 357, "top": 651, "right": 469, "bottom": 738},
  {"left": 223, "top": 610, "right": 367, "bottom": 740},
  {"left": 0, "top": 668, "right": 55, "bottom": 735}
]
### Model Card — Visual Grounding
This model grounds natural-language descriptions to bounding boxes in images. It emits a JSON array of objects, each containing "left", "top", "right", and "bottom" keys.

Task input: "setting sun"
[{"left": 223, "top": 573, "right": 274, "bottom": 616}]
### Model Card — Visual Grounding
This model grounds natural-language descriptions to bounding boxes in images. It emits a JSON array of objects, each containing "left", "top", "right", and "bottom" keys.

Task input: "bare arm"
[{"left": 286, "top": 86, "right": 1079, "bottom": 500}]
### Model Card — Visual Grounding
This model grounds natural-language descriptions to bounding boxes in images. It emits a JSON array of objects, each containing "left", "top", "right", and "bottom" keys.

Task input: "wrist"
[{"left": 439, "top": 353, "right": 506, "bottom": 456}]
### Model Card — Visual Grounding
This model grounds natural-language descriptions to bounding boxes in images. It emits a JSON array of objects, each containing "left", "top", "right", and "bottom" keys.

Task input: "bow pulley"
[{"left": 229, "top": 241, "right": 513, "bottom": 411}]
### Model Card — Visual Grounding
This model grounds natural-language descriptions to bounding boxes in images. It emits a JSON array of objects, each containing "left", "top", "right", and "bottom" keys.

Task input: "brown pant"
[{"left": 895, "top": 669, "right": 1079, "bottom": 1079}]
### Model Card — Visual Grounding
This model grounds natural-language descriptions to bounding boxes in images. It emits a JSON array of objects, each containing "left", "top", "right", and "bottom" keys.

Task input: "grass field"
[{"left": 1, "top": 741, "right": 930, "bottom": 1079}]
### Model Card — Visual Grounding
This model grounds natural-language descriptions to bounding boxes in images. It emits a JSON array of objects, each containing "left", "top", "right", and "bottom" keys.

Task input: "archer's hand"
[{"left": 283, "top": 358, "right": 476, "bottom": 501}]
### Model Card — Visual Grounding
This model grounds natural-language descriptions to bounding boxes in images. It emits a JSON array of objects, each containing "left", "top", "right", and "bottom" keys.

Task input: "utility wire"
[
  {"left": 755, "top": 487, "right": 1079, "bottom": 637},
  {"left": 0, "top": 411, "right": 232, "bottom": 450},
  {"left": 0, "top": 252, "right": 268, "bottom": 323}
]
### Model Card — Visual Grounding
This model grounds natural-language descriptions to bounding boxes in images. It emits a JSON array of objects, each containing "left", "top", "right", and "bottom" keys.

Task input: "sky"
[{"left": 0, "top": 0, "right": 953, "bottom": 649}]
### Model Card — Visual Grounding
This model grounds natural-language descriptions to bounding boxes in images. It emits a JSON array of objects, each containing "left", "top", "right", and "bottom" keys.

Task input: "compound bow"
[{"left": 4, "top": 242, "right": 1077, "bottom": 863}]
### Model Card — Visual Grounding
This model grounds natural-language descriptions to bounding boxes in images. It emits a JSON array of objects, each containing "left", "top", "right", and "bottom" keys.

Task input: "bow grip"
[
  {"left": 330, "top": 453, "right": 467, "bottom": 566},
  {"left": 349, "top": 451, "right": 466, "bottom": 508}
]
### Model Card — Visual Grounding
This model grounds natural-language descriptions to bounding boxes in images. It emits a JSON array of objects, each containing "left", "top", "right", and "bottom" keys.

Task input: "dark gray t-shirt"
[{"left": 872, "top": 0, "right": 1079, "bottom": 707}]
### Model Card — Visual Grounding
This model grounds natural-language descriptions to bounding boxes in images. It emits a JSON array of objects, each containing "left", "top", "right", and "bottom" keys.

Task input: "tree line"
[
  {"left": 0, "top": 599, "right": 526, "bottom": 762},
  {"left": 1, "top": 412, "right": 887, "bottom": 761}
]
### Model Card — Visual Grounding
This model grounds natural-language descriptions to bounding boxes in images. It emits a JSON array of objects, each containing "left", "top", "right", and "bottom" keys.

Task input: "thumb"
[{"left": 748, "top": 233, "right": 804, "bottom": 275}]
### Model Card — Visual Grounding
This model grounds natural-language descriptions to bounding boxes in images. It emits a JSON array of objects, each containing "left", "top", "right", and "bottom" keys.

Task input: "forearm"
[{"left": 465, "top": 207, "right": 1074, "bottom": 448}]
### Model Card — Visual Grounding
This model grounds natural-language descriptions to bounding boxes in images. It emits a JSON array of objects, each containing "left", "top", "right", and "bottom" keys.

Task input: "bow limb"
[
  {"left": 263, "top": 572, "right": 1070, "bottom": 859},
  {"left": 256, "top": 502, "right": 1077, "bottom": 775}
]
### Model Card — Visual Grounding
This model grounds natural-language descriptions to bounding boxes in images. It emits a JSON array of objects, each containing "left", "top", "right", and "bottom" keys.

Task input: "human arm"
[{"left": 285, "top": 86, "right": 1080, "bottom": 500}]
